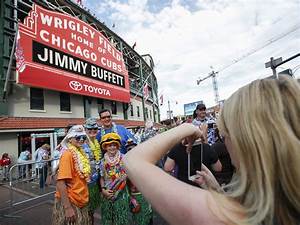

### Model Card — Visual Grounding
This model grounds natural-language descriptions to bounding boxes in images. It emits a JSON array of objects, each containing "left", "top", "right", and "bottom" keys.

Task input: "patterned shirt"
[
  {"left": 192, "top": 117, "right": 216, "bottom": 145},
  {"left": 99, "top": 153, "right": 127, "bottom": 190},
  {"left": 96, "top": 123, "right": 136, "bottom": 154},
  {"left": 82, "top": 143, "right": 101, "bottom": 184}
]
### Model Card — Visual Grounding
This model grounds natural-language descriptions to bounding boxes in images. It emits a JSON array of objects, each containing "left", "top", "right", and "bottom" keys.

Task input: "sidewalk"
[
  {"left": 0, "top": 181, "right": 56, "bottom": 225},
  {"left": 0, "top": 181, "right": 168, "bottom": 225}
]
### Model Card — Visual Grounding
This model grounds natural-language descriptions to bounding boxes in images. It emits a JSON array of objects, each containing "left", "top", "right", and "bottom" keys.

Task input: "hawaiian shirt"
[
  {"left": 192, "top": 117, "right": 216, "bottom": 145},
  {"left": 82, "top": 143, "right": 100, "bottom": 184},
  {"left": 140, "top": 128, "right": 157, "bottom": 143}
]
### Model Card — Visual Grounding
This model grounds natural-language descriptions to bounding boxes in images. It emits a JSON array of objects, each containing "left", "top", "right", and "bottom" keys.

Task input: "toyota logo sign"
[{"left": 69, "top": 81, "right": 83, "bottom": 91}]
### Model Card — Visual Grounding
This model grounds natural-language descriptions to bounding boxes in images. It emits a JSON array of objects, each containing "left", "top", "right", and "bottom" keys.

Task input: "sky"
[{"left": 80, "top": 0, "right": 300, "bottom": 120}]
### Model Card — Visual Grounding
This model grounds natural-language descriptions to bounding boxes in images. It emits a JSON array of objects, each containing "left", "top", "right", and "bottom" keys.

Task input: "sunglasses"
[
  {"left": 100, "top": 115, "right": 111, "bottom": 120},
  {"left": 75, "top": 135, "right": 87, "bottom": 141},
  {"left": 87, "top": 128, "right": 98, "bottom": 131}
]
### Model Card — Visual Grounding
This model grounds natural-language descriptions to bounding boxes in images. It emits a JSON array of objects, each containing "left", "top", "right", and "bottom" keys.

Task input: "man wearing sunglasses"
[{"left": 96, "top": 109, "right": 136, "bottom": 154}]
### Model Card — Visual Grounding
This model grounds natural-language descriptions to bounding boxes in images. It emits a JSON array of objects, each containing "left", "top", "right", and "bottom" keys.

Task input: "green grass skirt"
[
  {"left": 101, "top": 188, "right": 131, "bottom": 225},
  {"left": 88, "top": 183, "right": 102, "bottom": 212},
  {"left": 131, "top": 193, "right": 153, "bottom": 225}
]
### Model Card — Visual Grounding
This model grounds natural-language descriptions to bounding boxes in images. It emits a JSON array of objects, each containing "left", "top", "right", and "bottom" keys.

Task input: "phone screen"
[
  {"left": 188, "top": 143, "right": 203, "bottom": 181},
  {"left": 207, "top": 123, "right": 215, "bottom": 129}
]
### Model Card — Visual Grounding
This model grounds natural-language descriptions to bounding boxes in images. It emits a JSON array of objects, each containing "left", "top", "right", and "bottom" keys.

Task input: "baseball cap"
[
  {"left": 196, "top": 103, "right": 206, "bottom": 110},
  {"left": 84, "top": 117, "right": 99, "bottom": 129},
  {"left": 125, "top": 139, "right": 137, "bottom": 148}
]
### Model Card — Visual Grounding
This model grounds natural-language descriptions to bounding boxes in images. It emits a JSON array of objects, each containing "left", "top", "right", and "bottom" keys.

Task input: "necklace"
[
  {"left": 104, "top": 151, "right": 121, "bottom": 165},
  {"left": 68, "top": 143, "right": 91, "bottom": 182},
  {"left": 89, "top": 138, "right": 101, "bottom": 162},
  {"left": 101, "top": 122, "right": 118, "bottom": 137},
  {"left": 103, "top": 152, "right": 125, "bottom": 181}
]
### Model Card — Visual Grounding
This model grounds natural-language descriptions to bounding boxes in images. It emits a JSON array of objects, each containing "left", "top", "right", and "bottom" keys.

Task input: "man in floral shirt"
[{"left": 192, "top": 103, "right": 216, "bottom": 145}]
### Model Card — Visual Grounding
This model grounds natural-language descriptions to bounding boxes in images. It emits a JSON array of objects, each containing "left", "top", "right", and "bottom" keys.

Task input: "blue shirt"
[{"left": 96, "top": 125, "right": 136, "bottom": 154}]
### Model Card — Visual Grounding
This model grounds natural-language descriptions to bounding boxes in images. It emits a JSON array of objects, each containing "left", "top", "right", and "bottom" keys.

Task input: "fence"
[{"left": 7, "top": 159, "right": 58, "bottom": 210}]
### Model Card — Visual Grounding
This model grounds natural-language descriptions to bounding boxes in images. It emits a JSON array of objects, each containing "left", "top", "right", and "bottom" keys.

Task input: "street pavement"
[{"left": 0, "top": 180, "right": 168, "bottom": 225}]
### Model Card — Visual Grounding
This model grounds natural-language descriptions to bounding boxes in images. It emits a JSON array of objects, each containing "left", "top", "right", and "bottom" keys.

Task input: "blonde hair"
[
  {"left": 42, "top": 143, "right": 50, "bottom": 150},
  {"left": 217, "top": 76, "right": 300, "bottom": 225}
]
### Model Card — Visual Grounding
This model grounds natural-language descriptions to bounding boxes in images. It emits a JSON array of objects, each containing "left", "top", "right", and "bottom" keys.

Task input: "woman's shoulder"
[{"left": 203, "top": 192, "right": 246, "bottom": 224}]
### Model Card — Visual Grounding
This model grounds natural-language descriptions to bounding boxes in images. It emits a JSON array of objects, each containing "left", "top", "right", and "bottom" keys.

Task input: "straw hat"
[{"left": 100, "top": 133, "right": 121, "bottom": 150}]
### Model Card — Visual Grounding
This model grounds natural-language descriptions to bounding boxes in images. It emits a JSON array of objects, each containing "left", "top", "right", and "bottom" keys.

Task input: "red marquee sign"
[{"left": 16, "top": 4, "right": 130, "bottom": 102}]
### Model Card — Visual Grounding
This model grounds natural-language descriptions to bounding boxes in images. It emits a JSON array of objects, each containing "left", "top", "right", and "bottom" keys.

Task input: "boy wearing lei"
[
  {"left": 82, "top": 118, "right": 103, "bottom": 224},
  {"left": 99, "top": 133, "right": 131, "bottom": 225},
  {"left": 126, "top": 139, "right": 153, "bottom": 225},
  {"left": 52, "top": 125, "right": 91, "bottom": 225}
]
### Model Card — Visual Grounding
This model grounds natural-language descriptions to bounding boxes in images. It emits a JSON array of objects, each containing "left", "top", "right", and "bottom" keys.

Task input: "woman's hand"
[
  {"left": 185, "top": 124, "right": 205, "bottom": 153},
  {"left": 194, "top": 164, "right": 223, "bottom": 193},
  {"left": 64, "top": 205, "right": 76, "bottom": 223},
  {"left": 102, "top": 189, "right": 114, "bottom": 199},
  {"left": 199, "top": 124, "right": 208, "bottom": 144}
]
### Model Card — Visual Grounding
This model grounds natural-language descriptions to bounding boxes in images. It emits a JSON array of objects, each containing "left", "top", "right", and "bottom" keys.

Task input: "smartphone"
[
  {"left": 188, "top": 142, "right": 203, "bottom": 181},
  {"left": 207, "top": 122, "right": 215, "bottom": 129}
]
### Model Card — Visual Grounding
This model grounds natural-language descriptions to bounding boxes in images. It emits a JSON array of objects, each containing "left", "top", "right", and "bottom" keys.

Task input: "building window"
[
  {"left": 150, "top": 110, "right": 152, "bottom": 119},
  {"left": 111, "top": 101, "right": 117, "bottom": 115},
  {"left": 137, "top": 106, "right": 140, "bottom": 117},
  {"left": 60, "top": 92, "right": 71, "bottom": 111},
  {"left": 30, "top": 88, "right": 44, "bottom": 110},
  {"left": 145, "top": 108, "right": 148, "bottom": 119},
  {"left": 97, "top": 99, "right": 104, "bottom": 112},
  {"left": 130, "top": 104, "right": 134, "bottom": 116},
  {"left": 83, "top": 97, "right": 92, "bottom": 118}
]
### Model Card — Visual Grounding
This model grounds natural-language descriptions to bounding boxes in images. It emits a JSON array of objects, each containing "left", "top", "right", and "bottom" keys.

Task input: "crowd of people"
[
  {"left": 124, "top": 76, "right": 300, "bottom": 225},
  {"left": 49, "top": 95, "right": 237, "bottom": 225},
  {"left": 2, "top": 76, "right": 299, "bottom": 225},
  {"left": 51, "top": 109, "right": 155, "bottom": 225}
]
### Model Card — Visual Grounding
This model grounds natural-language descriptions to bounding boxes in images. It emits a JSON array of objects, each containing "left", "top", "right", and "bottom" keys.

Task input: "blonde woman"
[{"left": 123, "top": 76, "right": 300, "bottom": 225}]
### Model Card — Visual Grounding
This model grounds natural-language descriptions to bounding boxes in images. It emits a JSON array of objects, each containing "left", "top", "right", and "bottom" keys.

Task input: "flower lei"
[
  {"left": 105, "top": 151, "right": 121, "bottom": 166},
  {"left": 104, "top": 152, "right": 125, "bottom": 181},
  {"left": 68, "top": 143, "right": 91, "bottom": 182},
  {"left": 89, "top": 138, "right": 101, "bottom": 162},
  {"left": 101, "top": 122, "right": 118, "bottom": 137}
]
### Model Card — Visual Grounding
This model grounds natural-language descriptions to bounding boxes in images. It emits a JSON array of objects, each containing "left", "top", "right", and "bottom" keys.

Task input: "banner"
[
  {"left": 16, "top": 4, "right": 130, "bottom": 102},
  {"left": 143, "top": 83, "right": 149, "bottom": 100},
  {"left": 184, "top": 101, "right": 203, "bottom": 116},
  {"left": 159, "top": 94, "right": 163, "bottom": 106}
]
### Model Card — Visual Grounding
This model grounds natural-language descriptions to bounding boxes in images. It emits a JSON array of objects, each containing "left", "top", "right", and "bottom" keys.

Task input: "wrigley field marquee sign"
[{"left": 16, "top": 4, "right": 130, "bottom": 102}]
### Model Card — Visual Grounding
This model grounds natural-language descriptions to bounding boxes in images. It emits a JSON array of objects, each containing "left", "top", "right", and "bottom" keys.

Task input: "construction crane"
[{"left": 197, "top": 70, "right": 220, "bottom": 105}]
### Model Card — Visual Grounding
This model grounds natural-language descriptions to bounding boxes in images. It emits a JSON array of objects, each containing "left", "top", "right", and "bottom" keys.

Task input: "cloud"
[{"left": 87, "top": 0, "right": 300, "bottom": 119}]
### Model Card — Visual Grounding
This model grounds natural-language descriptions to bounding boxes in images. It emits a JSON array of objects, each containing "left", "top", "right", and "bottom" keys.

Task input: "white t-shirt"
[{"left": 35, "top": 148, "right": 49, "bottom": 169}]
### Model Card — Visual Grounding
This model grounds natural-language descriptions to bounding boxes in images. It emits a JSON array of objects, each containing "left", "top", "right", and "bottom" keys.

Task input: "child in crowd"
[{"left": 99, "top": 133, "right": 130, "bottom": 225}]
